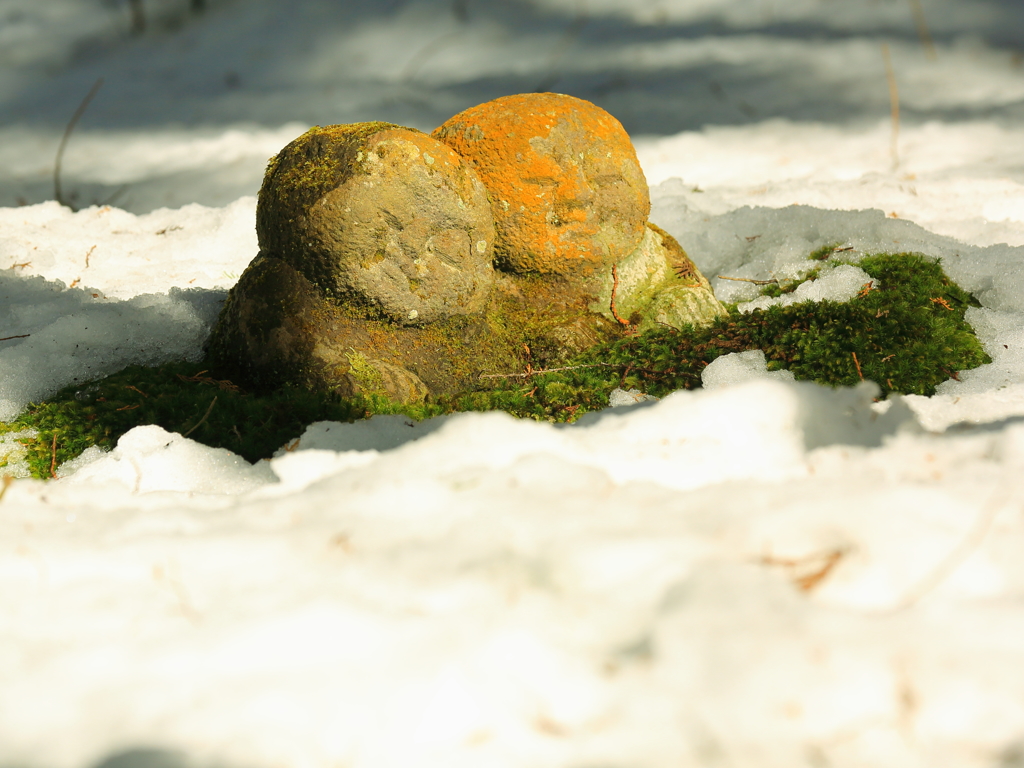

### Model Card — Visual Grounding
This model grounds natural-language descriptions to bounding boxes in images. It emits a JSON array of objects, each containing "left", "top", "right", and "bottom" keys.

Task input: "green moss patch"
[
  {"left": 512, "top": 251, "right": 987, "bottom": 403},
  {"left": 0, "top": 362, "right": 368, "bottom": 478},
  {"left": 1, "top": 252, "right": 991, "bottom": 480}
]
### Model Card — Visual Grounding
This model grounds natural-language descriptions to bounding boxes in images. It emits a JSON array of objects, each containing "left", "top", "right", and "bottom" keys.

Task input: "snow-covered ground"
[{"left": 3, "top": 1, "right": 1024, "bottom": 767}]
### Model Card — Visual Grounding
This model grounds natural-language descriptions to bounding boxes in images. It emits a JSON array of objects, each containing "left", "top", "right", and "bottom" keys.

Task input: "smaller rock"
[{"left": 591, "top": 223, "right": 727, "bottom": 332}]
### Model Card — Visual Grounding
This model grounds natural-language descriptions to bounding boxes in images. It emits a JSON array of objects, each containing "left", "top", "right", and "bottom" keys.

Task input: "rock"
[
  {"left": 257, "top": 122, "right": 495, "bottom": 325},
  {"left": 206, "top": 122, "right": 505, "bottom": 401},
  {"left": 432, "top": 93, "right": 650, "bottom": 279},
  {"left": 207, "top": 108, "right": 724, "bottom": 406},
  {"left": 590, "top": 223, "right": 727, "bottom": 332},
  {"left": 206, "top": 252, "right": 514, "bottom": 402}
]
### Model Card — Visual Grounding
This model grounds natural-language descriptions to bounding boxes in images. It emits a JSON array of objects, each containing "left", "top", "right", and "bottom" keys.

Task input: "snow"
[
  {"left": 736, "top": 263, "right": 877, "bottom": 312},
  {"left": 700, "top": 349, "right": 796, "bottom": 387},
  {"left": 4, "top": 1, "right": 1024, "bottom": 767}
]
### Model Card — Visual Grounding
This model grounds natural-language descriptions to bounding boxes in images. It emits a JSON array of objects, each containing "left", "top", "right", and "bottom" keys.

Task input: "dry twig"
[
  {"left": 881, "top": 43, "right": 900, "bottom": 170},
  {"left": 908, "top": 0, "right": 937, "bottom": 60},
  {"left": 183, "top": 396, "right": 217, "bottom": 438},
  {"left": 761, "top": 548, "right": 847, "bottom": 593},
  {"left": 717, "top": 275, "right": 778, "bottom": 285},
  {"left": 887, "top": 485, "right": 1013, "bottom": 612},
  {"left": 610, "top": 264, "right": 631, "bottom": 326},
  {"left": 55, "top": 78, "right": 104, "bottom": 209},
  {"left": 480, "top": 362, "right": 619, "bottom": 380},
  {"left": 176, "top": 370, "right": 242, "bottom": 392},
  {"left": 49, "top": 433, "right": 58, "bottom": 479}
]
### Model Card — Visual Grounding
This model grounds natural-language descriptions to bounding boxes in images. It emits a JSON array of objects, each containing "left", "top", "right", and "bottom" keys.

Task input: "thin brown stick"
[
  {"left": 55, "top": 78, "right": 104, "bottom": 209},
  {"left": 717, "top": 275, "right": 779, "bottom": 285},
  {"left": 619, "top": 362, "right": 634, "bottom": 388},
  {"left": 482, "top": 361, "right": 697, "bottom": 383},
  {"left": 0, "top": 334, "right": 30, "bottom": 342},
  {"left": 881, "top": 43, "right": 900, "bottom": 170},
  {"left": 852, "top": 351, "right": 864, "bottom": 381},
  {"left": 794, "top": 550, "right": 845, "bottom": 592},
  {"left": 908, "top": 0, "right": 937, "bottom": 60},
  {"left": 761, "top": 548, "right": 847, "bottom": 593},
  {"left": 183, "top": 396, "right": 217, "bottom": 438},
  {"left": 176, "top": 370, "right": 242, "bottom": 393},
  {"left": 480, "top": 362, "right": 620, "bottom": 380},
  {"left": 610, "top": 264, "right": 631, "bottom": 326},
  {"left": 49, "top": 432, "right": 58, "bottom": 479}
]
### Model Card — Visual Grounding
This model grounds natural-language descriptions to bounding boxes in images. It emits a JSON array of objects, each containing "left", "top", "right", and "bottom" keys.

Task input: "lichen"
[
  {"left": 433, "top": 93, "right": 649, "bottom": 277},
  {"left": 589, "top": 223, "right": 727, "bottom": 332},
  {"left": 256, "top": 121, "right": 408, "bottom": 273},
  {"left": 261, "top": 122, "right": 405, "bottom": 213},
  {"left": 344, "top": 350, "right": 386, "bottom": 394}
]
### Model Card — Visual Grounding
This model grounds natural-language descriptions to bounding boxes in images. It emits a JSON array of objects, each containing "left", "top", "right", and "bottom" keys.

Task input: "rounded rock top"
[
  {"left": 257, "top": 122, "right": 495, "bottom": 324},
  {"left": 432, "top": 93, "right": 650, "bottom": 279}
]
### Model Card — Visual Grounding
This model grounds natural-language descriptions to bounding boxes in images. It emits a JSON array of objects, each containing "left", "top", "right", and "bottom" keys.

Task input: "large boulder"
[
  {"left": 432, "top": 93, "right": 650, "bottom": 279},
  {"left": 208, "top": 104, "right": 725, "bottom": 405}
]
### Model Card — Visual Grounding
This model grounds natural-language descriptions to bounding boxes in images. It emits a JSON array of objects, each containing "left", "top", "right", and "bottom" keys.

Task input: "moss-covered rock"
[
  {"left": 591, "top": 223, "right": 727, "bottom": 332},
  {"left": 208, "top": 103, "right": 720, "bottom": 405},
  {"left": 206, "top": 251, "right": 516, "bottom": 401},
  {"left": 257, "top": 122, "right": 495, "bottom": 324}
]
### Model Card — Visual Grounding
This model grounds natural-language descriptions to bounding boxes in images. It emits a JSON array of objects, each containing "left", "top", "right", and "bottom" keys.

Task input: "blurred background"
[{"left": 1, "top": 0, "right": 1022, "bottom": 212}]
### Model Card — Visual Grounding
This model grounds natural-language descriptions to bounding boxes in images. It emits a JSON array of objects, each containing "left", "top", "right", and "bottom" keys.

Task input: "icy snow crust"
[
  {"left": 6, "top": 386, "right": 1024, "bottom": 768},
  {"left": 5, "top": 0, "right": 1024, "bottom": 767}
]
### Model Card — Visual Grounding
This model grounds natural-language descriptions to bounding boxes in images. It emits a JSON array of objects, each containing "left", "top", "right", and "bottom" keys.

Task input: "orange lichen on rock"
[{"left": 432, "top": 93, "right": 650, "bottom": 279}]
